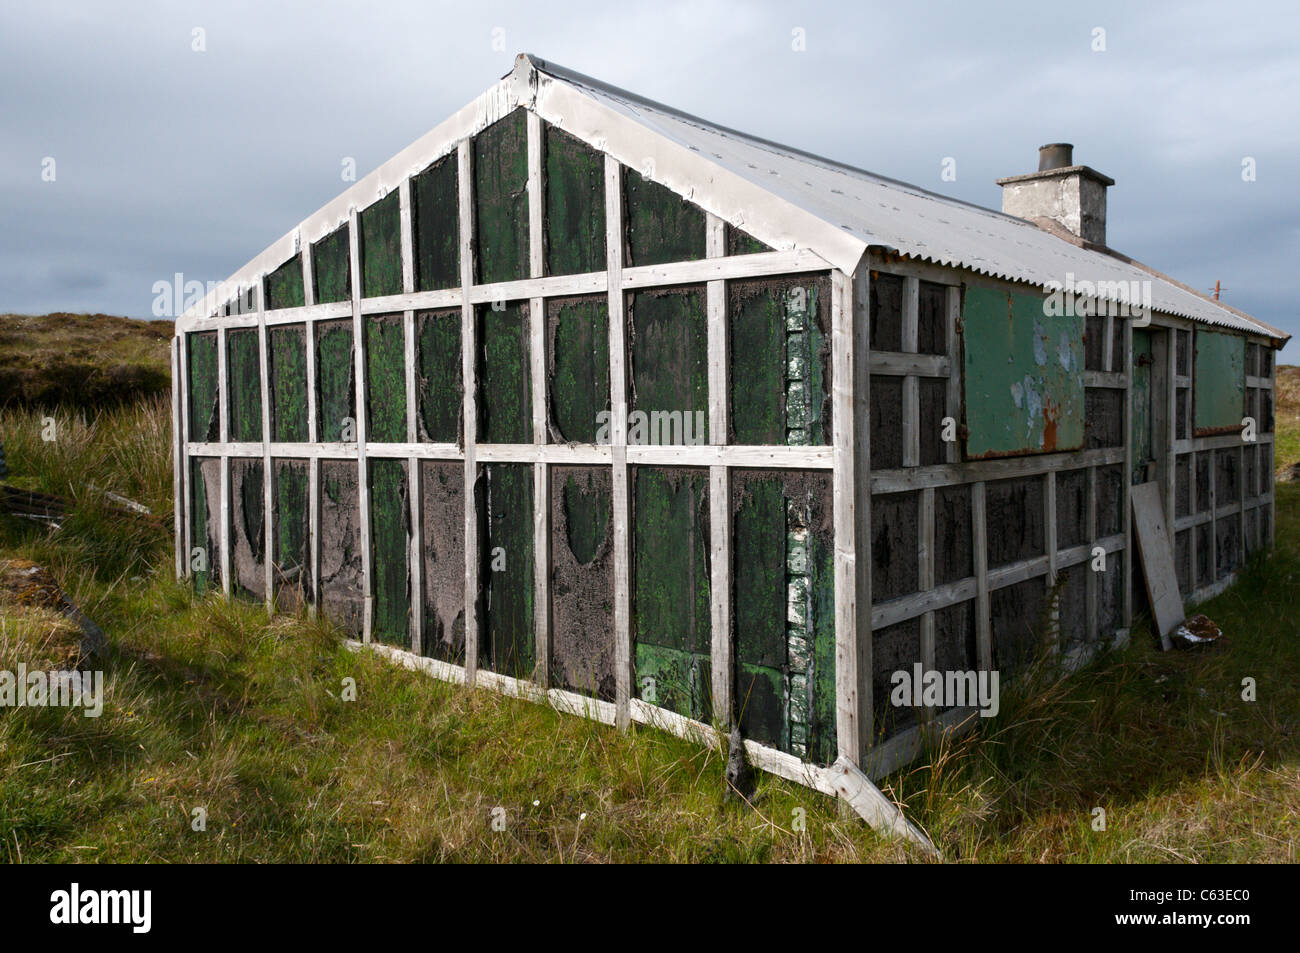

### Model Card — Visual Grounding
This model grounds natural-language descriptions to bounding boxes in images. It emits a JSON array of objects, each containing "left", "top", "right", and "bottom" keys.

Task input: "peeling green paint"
[
  {"left": 364, "top": 314, "right": 406, "bottom": 442},
  {"left": 269, "top": 325, "right": 308, "bottom": 442},
  {"left": 370, "top": 458, "right": 410, "bottom": 648},
  {"left": 312, "top": 224, "right": 351, "bottom": 305},
  {"left": 623, "top": 168, "right": 706, "bottom": 266},
  {"left": 545, "top": 125, "right": 605, "bottom": 276},
  {"left": 272, "top": 459, "right": 311, "bottom": 607},
  {"left": 629, "top": 288, "right": 708, "bottom": 442},
  {"left": 1194, "top": 330, "right": 1245, "bottom": 434},
  {"left": 226, "top": 328, "right": 262, "bottom": 442},
  {"left": 729, "top": 276, "right": 830, "bottom": 445},
  {"left": 474, "top": 109, "right": 529, "bottom": 285},
  {"left": 360, "top": 191, "right": 403, "bottom": 298},
  {"left": 417, "top": 309, "right": 461, "bottom": 442},
  {"left": 962, "top": 286, "right": 1084, "bottom": 457},
  {"left": 231, "top": 458, "right": 264, "bottom": 601},
  {"left": 264, "top": 256, "right": 305, "bottom": 311},
  {"left": 412, "top": 152, "right": 460, "bottom": 291},
  {"left": 632, "top": 467, "right": 711, "bottom": 722},
  {"left": 316, "top": 321, "right": 355, "bottom": 442},
  {"left": 477, "top": 303, "right": 531, "bottom": 443},
  {"left": 187, "top": 331, "right": 219, "bottom": 442},
  {"left": 189, "top": 457, "right": 219, "bottom": 594},
  {"left": 549, "top": 296, "right": 609, "bottom": 443}
]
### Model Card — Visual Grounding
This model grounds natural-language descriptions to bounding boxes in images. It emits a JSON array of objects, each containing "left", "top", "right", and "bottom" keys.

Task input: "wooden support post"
[
  {"left": 458, "top": 139, "right": 480, "bottom": 684},
  {"left": 972, "top": 480, "right": 991, "bottom": 671},
  {"left": 1122, "top": 317, "right": 1133, "bottom": 631},
  {"left": 605, "top": 155, "right": 632, "bottom": 730},
  {"left": 833, "top": 263, "right": 872, "bottom": 766},
  {"left": 705, "top": 213, "right": 732, "bottom": 726},
  {"left": 399, "top": 178, "right": 423, "bottom": 654},
  {"left": 176, "top": 334, "right": 191, "bottom": 580},
  {"left": 918, "top": 485, "right": 935, "bottom": 721},
  {"left": 349, "top": 206, "right": 373, "bottom": 642},
  {"left": 1086, "top": 466, "right": 1098, "bottom": 642},
  {"left": 256, "top": 276, "right": 274, "bottom": 612},
  {"left": 217, "top": 324, "right": 231, "bottom": 596},
  {"left": 1044, "top": 469, "right": 1058, "bottom": 655},
  {"left": 527, "top": 112, "right": 550, "bottom": 688},
  {"left": 901, "top": 276, "right": 919, "bottom": 468},
  {"left": 944, "top": 285, "right": 961, "bottom": 465}
]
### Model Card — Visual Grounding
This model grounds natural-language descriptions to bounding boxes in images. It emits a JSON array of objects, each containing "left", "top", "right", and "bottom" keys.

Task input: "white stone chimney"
[{"left": 996, "top": 143, "right": 1114, "bottom": 247}]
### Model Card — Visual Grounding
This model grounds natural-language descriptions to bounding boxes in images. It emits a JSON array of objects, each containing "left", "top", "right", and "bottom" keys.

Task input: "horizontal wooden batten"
[
  {"left": 869, "top": 351, "right": 951, "bottom": 378},
  {"left": 1083, "top": 370, "right": 1126, "bottom": 389},
  {"left": 869, "top": 447, "right": 1125, "bottom": 493}
]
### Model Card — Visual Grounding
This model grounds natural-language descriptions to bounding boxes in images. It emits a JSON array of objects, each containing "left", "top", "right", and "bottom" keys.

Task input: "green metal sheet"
[
  {"left": 474, "top": 109, "right": 529, "bottom": 285},
  {"left": 545, "top": 125, "right": 606, "bottom": 276},
  {"left": 269, "top": 325, "right": 308, "bottom": 442},
  {"left": 623, "top": 168, "right": 706, "bottom": 266},
  {"left": 226, "top": 328, "right": 262, "bottom": 442},
  {"left": 315, "top": 321, "right": 355, "bottom": 442},
  {"left": 264, "top": 255, "right": 305, "bottom": 311},
  {"left": 417, "top": 309, "right": 461, "bottom": 442},
  {"left": 477, "top": 303, "right": 531, "bottom": 443},
  {"left": 412, "top": 152, "right": 460, "bottom": 291},
  {"left": 1194, "top": 330, "right": 1245, "bottom": 434},
  {"left": 187, "top": 331, "right": 219, "bottom": 442},
  {"left": 962, "top": 285, "right": 1084, "bottom": 457},
  {"left": 628, "top": 288, "right": 708, "bottom": 444},
  {"left": 312, "top": 224, "right": 351, "bottom": 304},
  {"left": 632, "top": 467, "right": 711, "bottom": 722},
  {"left": 549, "top": 296, "right": 609, "bottom": 443},
  {"left": 365, "top": 313, "right": 406, "bottom": 442},
  {"left": 360, "top": 190, "right": 403, "bottom": 298}
]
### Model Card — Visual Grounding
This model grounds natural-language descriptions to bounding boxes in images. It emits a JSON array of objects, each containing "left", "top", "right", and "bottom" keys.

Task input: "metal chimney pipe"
[{"left": 1038, "top": 143, "right": 1074, "bottom": 171}]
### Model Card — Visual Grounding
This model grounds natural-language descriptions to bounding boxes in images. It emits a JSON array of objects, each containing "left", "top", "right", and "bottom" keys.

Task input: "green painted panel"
[
  {"left": 413, "top": 152, "right": 460, "bottom": 291},
  {"left": 230, "top": 458, "right": 265, "bottom": 602},
  {"left": 226, "top": 328, "right": 262, "bottom": 442},
  {"left": 269, "top": 325, "right": 308, "bottom": 442},
  {"left": 316, "top": 321, "right": 355, "bottom": 442},
  {"left": 1194, "top": 330, "right": 1245, "bottom": 434},
  {"left": 312, "top": 224, "right": 352, "bottom": 304},
  {"left": 417, "top": 309, "right": 461, "bottom": 442},
  {"left": 264, "top": 256, "right": 305, "bottom": 311},
  {"left": 365, "top": 313, "right": 406, "bottom": 442},
  {"left": 726, "top": 224, "right": 772, "bottom": 256},
  {"left": 729, "top": 277, "right": 829, "bottom": 446},
  {"left": 962, "top": 286, "right": 1085, "bottom": 457},
  {"left": 272, "top": 459, "right": 311, "bottom": 607},
  {"left": 628, "top": 288, "right": 708, "bottom": 443},
  {"left": 483, "top": 462, "right": 534, "bottom": 678},
  {"left": 477, "top": 303, "right": 531, "bottom": 443},
  {"left": 360, "top": 191, "right": 403, "bottom": 298},
  {"left": 623, "top": 168, "right": 706, "bottom": 266},
  {"left": 732, "top": 471, "right": 835, "bottom": 764},
  {"left": 632, "top": 467, "right": 711, "bottom": 722},
  {"left": 370, "top": 458, "right": 410, "bottom": 648},
  {"left": 545, "top": 125, "right": 606, "bottom": 276},
  {"left": 474, "top": 109, "right": 529, "bottom": 284},
  {"left": 549, "top": 296, "right": 609, "bottom": 443},
  {"left": 1131, "top": 328, "right": 1152, "bottom": 483},
  {"left": 187, "top": 331, "right": 219, "bottom": 442}
]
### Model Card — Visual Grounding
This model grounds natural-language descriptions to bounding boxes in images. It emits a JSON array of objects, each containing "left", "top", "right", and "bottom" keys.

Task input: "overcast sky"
[{"left": 3, "top": 0, "right": 1297, "bottom": 357}]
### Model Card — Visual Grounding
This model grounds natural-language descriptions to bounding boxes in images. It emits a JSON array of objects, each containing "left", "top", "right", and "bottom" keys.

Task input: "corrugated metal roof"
[{"left": 531, "top": 56, "right": 1283, "bottom": 341}]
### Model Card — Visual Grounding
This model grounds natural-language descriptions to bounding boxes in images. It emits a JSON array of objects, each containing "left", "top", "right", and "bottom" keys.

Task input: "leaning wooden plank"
[
  {"left": 826, "top": 756, "right": 940, "bottom": 859},
  {"left": 1131, "top": 481, "right": 1182, "bottom": 650}
]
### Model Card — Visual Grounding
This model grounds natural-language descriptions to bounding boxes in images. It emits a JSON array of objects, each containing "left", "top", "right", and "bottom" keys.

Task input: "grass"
[
  {"left": 0, "top": 364, "right": 1297, "bottom": 862},
  {"left": 0, "top": 313, "right": 171, "bottom": 411}
]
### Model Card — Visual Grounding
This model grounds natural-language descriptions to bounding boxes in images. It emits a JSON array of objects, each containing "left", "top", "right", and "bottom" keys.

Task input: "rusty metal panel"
[
  {"left": 962, "top": 285, "right": 1084, "bottom": 458},
  {"left": 1193, "top": 329, "right": 1245, "bottom": 435}
]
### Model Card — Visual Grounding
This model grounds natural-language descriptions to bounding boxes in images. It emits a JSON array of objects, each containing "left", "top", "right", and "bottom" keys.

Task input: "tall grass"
[{"left": 1, "top": 394, "right": 1298, "bottom": 862}]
